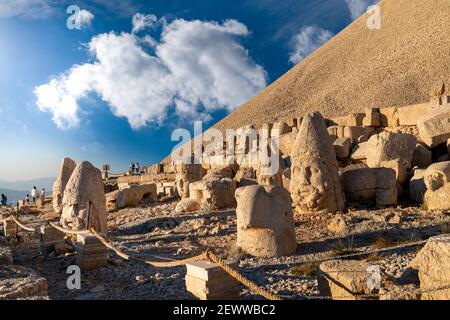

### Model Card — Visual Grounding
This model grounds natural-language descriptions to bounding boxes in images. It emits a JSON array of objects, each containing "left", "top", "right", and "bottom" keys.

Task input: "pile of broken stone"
[{"left": 171, "top": 96, "right": 450, "bottom": 299}]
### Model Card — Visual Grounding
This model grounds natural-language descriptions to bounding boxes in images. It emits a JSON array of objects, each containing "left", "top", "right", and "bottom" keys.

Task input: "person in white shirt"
[{"left": 31, "top": 186, "right": 38, "bottom": 203}]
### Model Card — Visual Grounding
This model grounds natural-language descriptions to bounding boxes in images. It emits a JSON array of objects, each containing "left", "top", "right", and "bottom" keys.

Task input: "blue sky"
[{"left": 0, "top": 0, "right": 373, "bottom": 181}]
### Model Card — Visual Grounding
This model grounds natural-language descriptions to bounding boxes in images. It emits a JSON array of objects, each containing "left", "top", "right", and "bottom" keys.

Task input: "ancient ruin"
[
  {"left": 236, "top": 185, "right": 296, "bottom": 257},
  {"left": 291, "top": 112, "right": 345, "bottom": 213},
  {"left": 52, "top": 157, "right": 76, "bottom": 214},
  {"left": 60, "top": 161, "right": 107, "bottom": 234}
]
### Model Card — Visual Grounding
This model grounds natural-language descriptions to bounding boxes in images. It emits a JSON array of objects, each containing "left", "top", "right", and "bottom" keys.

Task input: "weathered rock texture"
[
  {"left": 60, "top": 161, "right": 107, "bottom": 233},
  {"left": 341, "top": 167, "right": 397, "bottom": 207},
  {"left": 236, "top": 185, "right": 296, "bottom": 257},
  {"left": 175, "top": 198, "right": 201, "bottom": 213},
  {"left": 174, "top": 158, "right": 204, "bottom": 199},
  {"left": 366, "top": 132, "right": 416, "bottom": 184},
  {"left": 291, "top": 112, "right": 345, "bottom": 213},
  {"left": 106, "top": 184, "right": 157, "bottom": 211},
  {"left": 52, "top": 157, "right": 76, "bottom": 214},
  {"left": 0, "top": 265, "right": 48, "bottom": 300},
  {"left": 423, "top": 161, "right": 450, "bottom": 210},
  {"left": 417, "top": 105, "right": 450, "bottom": 147},
  {"left": 189, "top": 177, "right": 236, "bottom": 210},
  {"left": 318, "top": 259, "right": 378, "bottom": 300},
  {"left": 410, "top": 235, "right": 450, "bottom": 300}
]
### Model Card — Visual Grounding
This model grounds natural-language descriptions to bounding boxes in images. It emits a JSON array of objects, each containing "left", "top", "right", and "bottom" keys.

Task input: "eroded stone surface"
[
  {"left": 52, "top": 157, "right": 76, "bottom": 214},
  {"left": 291, "top": 112, "right": 345, "bottom": 213},
  {"left": 60, "top": 161, "right": 107, "bottom": 234},
  {"left": 236, "top": 185, "right": 296, "bottom": 257}
]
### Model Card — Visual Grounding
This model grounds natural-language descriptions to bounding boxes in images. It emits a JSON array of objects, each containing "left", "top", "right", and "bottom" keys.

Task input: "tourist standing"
[
  {"left": 130, "top": 162, "right": 136, "bottom": 175},
  {"left": 0, "top": 194, "right": 7, "bottom": 206},
  {"left": 25, "top": 194, "right": 30, "bottom": 204},
  {"left": 31, "top": 186, "right": 38, "bottom": 203},
  {"left": 136, "top": 162, "right": 140, "bottom": 175}
]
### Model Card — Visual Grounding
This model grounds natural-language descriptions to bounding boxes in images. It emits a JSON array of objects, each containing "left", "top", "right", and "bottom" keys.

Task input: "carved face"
[{"left": 291, "top": 158, "right": 332, "bottom": 210}]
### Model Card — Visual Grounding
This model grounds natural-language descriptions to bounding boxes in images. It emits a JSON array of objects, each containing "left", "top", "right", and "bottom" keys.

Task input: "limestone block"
[
  {"left": 175, "top": 198, "right": 201, "bottom": 213},
  {"left": 75, "top": 233, "right": 108, "bottom": 271},
  {"left": 379, "top": 107, "right": 399, "bottom": 127},
  {"left": 362, "top": 108, "right": 381, "bottom": 127},
  {"left": 327, "top": 125, "right": 345, "bottom": 139},
  {"left": 366, "top": 132, "right": 417, "bottom": 184},
  {"left": 272, "top": 121, "right": 291, "bottom": 136},
  {"left": 409, "top": 169, "right": 426, "bottom": 203},
  {"left": 106, "top": 184, "right": 157, "bottom": 211},
  {"left": 417, "top": 105, "right": 450, "bottom": 147},
  {"left": 350, "top": 142, "right": 369, "bottom": 161},
  {"left": 412, "top": 144, "right": 432, "bottom": 169},
  {"left": 344, "top": 126, "right": 371, "bottom": 143},
  {"left": 291, "top": 112, "right": 345, "bottom": 213},
  {"left": 39, "top": 225, "right": 65, "bottom": 254},
  {"left": 185, "top": 260, "right": 240, "bottom": 300},
  {"left": 333, "top": 137, "right": 352, "bottom": 159},
  {"left": 0, "top": 265, "right": 48, "bottom": 300},
  {"left": 423, "top": 161, "right": 450, "bottom": 210},
  {"left": 2, "top": 219, "right": 17, "bottom": 237},
  {"left": 318, "top": 260, "right": 377, "bottom": 300},
  {"left": 60, "top": 161, "right": 107, "bottom": 234},
  {"left": 279, "top": 131, "right": 296, "bottom": 156},
  {"left": 236, "top": 185, "right": 296, "bottom": 257},
  {"left": 52, "top": 157, "right": 76, "bottom": 214},
  {"left": 331, "top": 113, "right": 365, "bottom": 126},
  {"left": 410, "top": 235, "right": 450, "bottom": 300},
  {"left": 398, "top": 103, "right": 431, "bottom": 126},
  {"left": 341, "top": 167, "right": 397, "bottom": 207},
  {"left": 189, "top": 177, "right": 236, "bottom": 210}
]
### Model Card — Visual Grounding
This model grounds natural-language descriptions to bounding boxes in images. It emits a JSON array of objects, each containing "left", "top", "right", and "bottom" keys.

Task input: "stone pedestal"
[
  {"left": 75, "top": 232, "right": 107, "bottom": 270},
  {"left": 185, "top": 260, "right": 240, "bottom": 300},
  {"left": 2, "top": 219, "right": 17, "bottom": 237},
  {"left": 39, "top": 225, "right": 65, "bottom": 254}
]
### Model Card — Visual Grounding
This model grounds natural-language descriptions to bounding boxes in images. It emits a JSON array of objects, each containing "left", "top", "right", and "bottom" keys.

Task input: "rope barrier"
[
  {"left": 5, "top": 212, "right": 450, "bottom": 301},
  {"left": 9, "top": 215, "right": 37, "bottom": 233}
]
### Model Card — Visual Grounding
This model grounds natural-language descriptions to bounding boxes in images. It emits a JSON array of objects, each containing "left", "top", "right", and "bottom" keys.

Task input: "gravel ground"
[{"left": 2, "top": 201, "right": 449, "bottom": 300}]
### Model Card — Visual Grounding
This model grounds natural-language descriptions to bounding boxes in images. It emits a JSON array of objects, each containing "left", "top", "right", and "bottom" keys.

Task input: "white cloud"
[
  {"left": 73, "top": 9, "right": 94, "bottom": 28},
  {"left": 0, "top": 0, "right": 55, "bottom": 18},
  {"left": 345, "top": 0, "right": 375, "bottom": 20},
  {"left": 288, "top": 26, "right": 333, "bottom": 64},
  {"left": 35, "top": 18, "right": 267, "bottom": 129},
  {"left": 132, "top": 13, "right": 158, "bottom": 33}
]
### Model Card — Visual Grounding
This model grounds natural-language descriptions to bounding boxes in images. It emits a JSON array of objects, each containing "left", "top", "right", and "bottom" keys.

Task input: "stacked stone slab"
[
  {"left": 185, "top": 260, "right": 240, "bottom": 300},
  {"left": 291, "top": 112, "right": 345, "bottom": 213},
  {"left": 366, "top": 132, "right": 417, "bottom": 184},
  {"left": 410, "top": 235, "right": 450, "bottom": 300},
  {"left": 236, "top": 185, "right": 296, "bottom": 257},
  {"left": 60, "top": 161, "right": 107, "bottom": 234},
  {"left": 189, "top": 177, "right": 236, "bottom": 210},
  {"left": 318, "top": 259, "right": 379, "bottom": 300},
  {"left": 39, "top": 225, "right": 65, "bottom": 254},
  {"left": 341, "top": 167, "right": 397, "bottom": 207},
  {"left": 417, "top": 105, "right": 450, "bottom": 147},
  {"left": 52, "top": 157, "right": 77, "bottom": 214},
  {"left": 75, "top": 232, "right": 108, "bottom": 270},
  {"left": 2, "top": 218, "right": 17, "bottom": 238}
]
